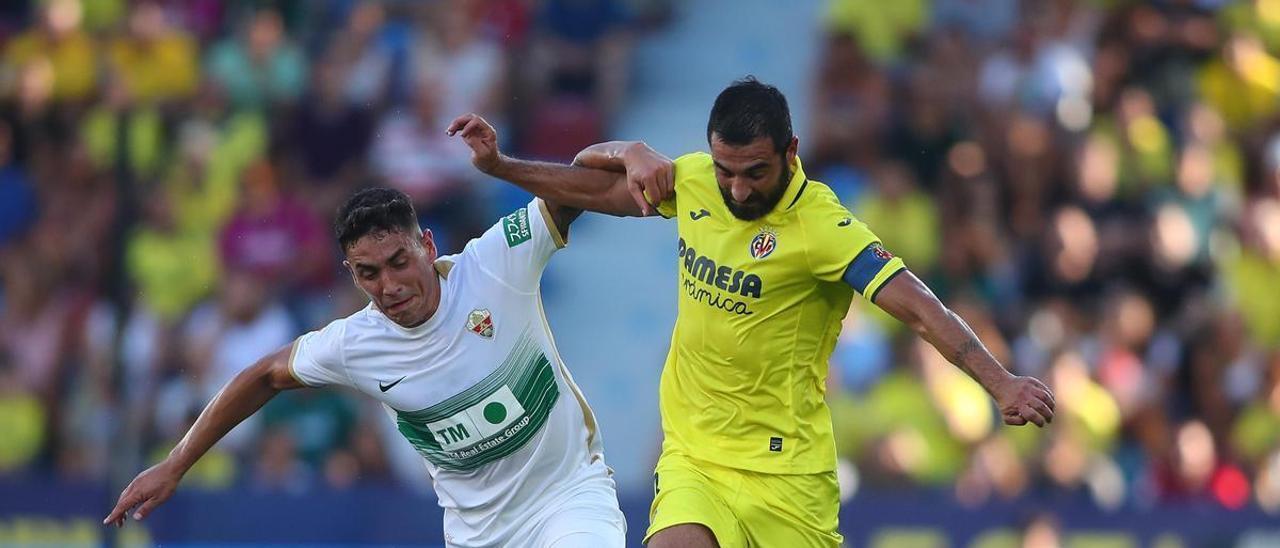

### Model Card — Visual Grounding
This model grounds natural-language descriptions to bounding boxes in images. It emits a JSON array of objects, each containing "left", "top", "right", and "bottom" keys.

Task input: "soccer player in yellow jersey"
[{"left": 448, "top": 77, "right": 1055, "bottom": 547}]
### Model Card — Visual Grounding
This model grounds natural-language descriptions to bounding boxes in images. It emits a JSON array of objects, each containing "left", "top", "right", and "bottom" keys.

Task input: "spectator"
[
  {"left": 287, "top": 56, "right": 374, "bottom": 214},
  {"left": 0, "top": 120, "right": 36, "bottom": 248},
  {"left": 1, "top": 0, "right": 96, "bottom": 102},
  {"left": 105, "top": 1, "right": 198, "bottom": 104},
  {"left": 205, "top": 8, "right": 306, "bottom": 110},
  {"left": 370, "top": 79, "right": 481, "bottom": 251}
]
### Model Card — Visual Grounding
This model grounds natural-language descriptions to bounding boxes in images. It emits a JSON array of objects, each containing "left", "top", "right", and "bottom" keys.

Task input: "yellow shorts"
[{"left": 644, "top": 452, "right": 843, "bottom": 547}]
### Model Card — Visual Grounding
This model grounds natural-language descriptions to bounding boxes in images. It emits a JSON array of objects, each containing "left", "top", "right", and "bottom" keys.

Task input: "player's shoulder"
[
  {"left": 674, "top": 151, "right": 712, "bottom": 171},
  {"left": 789, "top": 177, "right": 880, "bottom": 244},
  {"left": 671, "top": 152, "right": 717, "bottom": 202},
  {"left": 792, "top": 178, "right": 852, "bottom": 219}
]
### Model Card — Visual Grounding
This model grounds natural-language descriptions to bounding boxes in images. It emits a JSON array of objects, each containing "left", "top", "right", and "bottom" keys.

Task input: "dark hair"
[
  {"left": 334, "top": 187, "right": 420, "bottom": 251},
  {"left": 706, "top": 76, "right": 793, "bottom": 154}
]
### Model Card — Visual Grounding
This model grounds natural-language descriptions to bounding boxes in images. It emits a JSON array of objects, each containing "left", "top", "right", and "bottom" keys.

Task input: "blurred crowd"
[
  {"left": 1, "top": 0, "right": 1279, "bottom": 521},
  {"left": 817, "top": 0, "right": 1280, "bottom": 515},
  {"left": 0, "top": 0, "right": 661, "bottom": 493}
]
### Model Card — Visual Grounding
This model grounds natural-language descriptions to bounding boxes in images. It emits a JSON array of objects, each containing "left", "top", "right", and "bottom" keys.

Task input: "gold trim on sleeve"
[{"left": 536, "top": 199, "right": 568, "bottom": 248}]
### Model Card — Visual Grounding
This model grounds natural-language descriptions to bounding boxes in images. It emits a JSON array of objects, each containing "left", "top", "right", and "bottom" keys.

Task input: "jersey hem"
[{"left": 661, "top": 445, "right": 836, "bottom": 476}]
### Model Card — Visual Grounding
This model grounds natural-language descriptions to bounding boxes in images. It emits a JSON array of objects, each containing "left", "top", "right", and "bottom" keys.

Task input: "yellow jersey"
[{"left": 656, "top": 152, "right": 905, "bottom": 474}]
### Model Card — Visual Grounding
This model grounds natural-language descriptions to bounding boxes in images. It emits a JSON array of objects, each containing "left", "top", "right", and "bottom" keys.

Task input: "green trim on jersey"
[{"left": 395, "top": 330, "right": 560, "bottom": 471}]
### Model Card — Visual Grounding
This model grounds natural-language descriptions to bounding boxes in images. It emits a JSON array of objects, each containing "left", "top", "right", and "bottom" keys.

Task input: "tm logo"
[
  {"left": 689, "top": 209, "right": 711, "bottom": 221},
  {"left": 436, "top": 424, "right": 471, "bottom": 445}
]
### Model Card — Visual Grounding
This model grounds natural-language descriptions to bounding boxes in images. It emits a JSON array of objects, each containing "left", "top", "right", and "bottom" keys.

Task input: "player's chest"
[
  {"left": 346, "top": 288, "right": 545, "bottom": 412},
  {"left": 675, "top": 219, "right": 809, "bottom": 294}
]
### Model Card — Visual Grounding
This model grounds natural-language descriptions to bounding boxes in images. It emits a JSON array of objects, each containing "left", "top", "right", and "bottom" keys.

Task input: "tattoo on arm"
[
  {"left": 944, "top": 310, "right": 991, "bottom": 380},
  {"left": 950, "top": 338, "right": 984, "bottom": 375}
]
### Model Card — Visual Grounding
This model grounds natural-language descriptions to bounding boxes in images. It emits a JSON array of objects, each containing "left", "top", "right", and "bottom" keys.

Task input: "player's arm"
[
  {"left": 871, "top": 272, "right": 1057, "bottom": 427},
  {"left": 447, "top": 113, "right": 673, "bottom": 217},
  {"left": 103, "top": 343, "right": 303, "bottom": 527}
]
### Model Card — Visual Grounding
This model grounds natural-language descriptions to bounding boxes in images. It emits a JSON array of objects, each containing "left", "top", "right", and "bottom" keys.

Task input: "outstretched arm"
[
  {"left": 873, "top": 271, "right": 1056, "bottom": 427},
  {"left": 448, "top": 113, "right": 673, "bottom": 217},
  {"left": 103, "top": 344, "right": 303, "bottom": 526}
]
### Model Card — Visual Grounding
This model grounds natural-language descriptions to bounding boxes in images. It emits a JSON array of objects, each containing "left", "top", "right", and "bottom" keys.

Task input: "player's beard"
[{"left": 721, "top": 165, "right": 791, "bottom": 221}]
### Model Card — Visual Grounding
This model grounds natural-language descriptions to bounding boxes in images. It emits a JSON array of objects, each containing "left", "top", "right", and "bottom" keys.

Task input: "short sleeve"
[
  {"left": 462, "top": 198, "right": 565, "bottom": 293},
  {"left": 655, "top": 152, "right": 711, "bottom": 219},
  {"left": 804, "top": 190, "right": 906, "bottom": 301},
  {"left": 289, "top": 317, "right": 350, "bottom": 388}
]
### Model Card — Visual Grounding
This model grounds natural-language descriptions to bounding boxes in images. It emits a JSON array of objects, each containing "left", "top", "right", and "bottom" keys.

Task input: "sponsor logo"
[
  {"left": 426, "top": 385, "right": 527, "bottom": 452},
  {"left": 379, "top": 375, "right": 407, "bottom": 393},
  {"left": 467, "top": 309, "right": 495, "bottom": 338},
  {"left": 676, "top": 238, "right": 763, "bottom": 316},
  {"left": 750, "top": 228, "right": 777, "bottom": 259},
  {"left": 689, "top": 209, "right": 711, "bottom": 221},
  {"left": 677, "top": 238, "right": 763, "bottom": 299},
  {"left": 770, "top": 437, "right": 783, "bottom": 452},
  {"left": 502, "top": 209, "right": 531, "bottom": 247},
  {"left": 838, "top": 218, "right": 852, "bottom": 227}
]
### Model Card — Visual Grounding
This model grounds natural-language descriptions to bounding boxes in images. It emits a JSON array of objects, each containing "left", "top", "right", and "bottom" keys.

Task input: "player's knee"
[{"left": 647, "top": 523, "right": 719, "bottom": 548}]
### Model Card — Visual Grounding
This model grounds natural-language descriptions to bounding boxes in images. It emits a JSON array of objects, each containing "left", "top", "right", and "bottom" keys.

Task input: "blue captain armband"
[{"left": 842, "top": 242, "right": 905, "bottom": 301}]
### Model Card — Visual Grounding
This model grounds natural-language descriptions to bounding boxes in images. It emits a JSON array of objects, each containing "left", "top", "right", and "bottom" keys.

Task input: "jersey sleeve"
[
  {"left": 289, "top": 317, "right": 350, "bottom": 388},
  {"left": 805, "top": 191, "right": 906, "bottom": 302},
  {"left": 654, "top": 152, "right": 710, "bottom": 219},
  {"left": 463, "top": 198, "right": 565, "bottom": 293}
]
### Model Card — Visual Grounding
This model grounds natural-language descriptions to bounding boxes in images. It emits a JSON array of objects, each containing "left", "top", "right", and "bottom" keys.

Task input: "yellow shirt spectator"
[
  {"left": 108, "top": 32, "right": 199, "bottom": 103},
  {"left": 824, "top": 0, "right": 929, "bottom": 64},
  {"left": 3, "top": 28, "right": 97, "bottom": 101}
]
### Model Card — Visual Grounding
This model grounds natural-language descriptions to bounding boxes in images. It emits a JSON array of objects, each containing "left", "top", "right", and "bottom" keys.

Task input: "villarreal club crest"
[
  {"left": 467, "top": 309, "right": 495, "bottom": 339},
  {"left": 750, "top": 227, "right": 778, "bottom": 260}
]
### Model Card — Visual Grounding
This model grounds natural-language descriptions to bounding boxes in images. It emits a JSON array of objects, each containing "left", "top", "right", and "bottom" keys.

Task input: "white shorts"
[{"left": 509, "top": 475, "right": 626, "bottom": 548}]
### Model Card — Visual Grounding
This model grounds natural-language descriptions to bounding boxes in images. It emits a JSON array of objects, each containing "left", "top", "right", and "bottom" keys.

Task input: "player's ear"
[
  {"left": 421, "top": 229, "right": 437, "bottom": 262},
  {"left": 341, "top": 259, "right": 357, "bottom": 283},
  {"left": 785, "top": 136, "right": 798, "bottom": 165}
]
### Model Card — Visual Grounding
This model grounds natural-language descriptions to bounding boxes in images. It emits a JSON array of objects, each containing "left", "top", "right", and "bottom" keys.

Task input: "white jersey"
[{"left": 289, "top": 199, "right": 617, "bottom": 547}]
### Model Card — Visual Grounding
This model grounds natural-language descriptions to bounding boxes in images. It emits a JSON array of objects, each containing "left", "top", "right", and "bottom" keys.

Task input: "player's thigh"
[
  {"left": 738, "top": 470, "right": 843, "bottom": 548},
  {"left": 647, "top": 523, "right": 719, "bottom": 548},
  {"left": 536, "top": 480, "right": 627, "bottom": 548},
  {"left": 541, "top": 517, "right": 625, "bottom": 548},
  {"left": 644, "top": 455, "right": 745, "bottom": 547}
]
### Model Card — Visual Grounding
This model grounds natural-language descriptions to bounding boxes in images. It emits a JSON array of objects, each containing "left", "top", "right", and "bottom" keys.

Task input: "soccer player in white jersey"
[{"left": 104, "top": 188, "right": 626, "bottom": 547}]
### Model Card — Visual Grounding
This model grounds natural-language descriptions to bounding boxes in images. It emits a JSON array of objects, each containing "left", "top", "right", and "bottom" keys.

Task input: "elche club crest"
[
  {"left": 750, "top": 227, "right": 778, "bottom": 260},
  {"left": 466, "top": 309, "right": 494, "bottom": 338}
]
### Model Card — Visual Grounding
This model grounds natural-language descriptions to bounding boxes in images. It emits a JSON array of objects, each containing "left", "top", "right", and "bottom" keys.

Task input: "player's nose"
[{"left": 731, "top": 182, "right": 752, "bottom": 202}]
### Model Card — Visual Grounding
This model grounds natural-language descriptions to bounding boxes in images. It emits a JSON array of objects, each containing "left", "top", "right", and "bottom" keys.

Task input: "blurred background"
[{"left": 1, "top": 0, "right": 1279, "bottom": 546}]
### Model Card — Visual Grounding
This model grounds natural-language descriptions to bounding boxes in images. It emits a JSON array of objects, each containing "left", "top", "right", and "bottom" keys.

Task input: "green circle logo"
[{"left": 483, "top": 402, "right": 507, "bottom": 424}]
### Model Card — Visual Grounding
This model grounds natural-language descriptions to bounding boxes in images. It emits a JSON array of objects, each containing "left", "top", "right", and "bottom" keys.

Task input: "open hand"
[
  {"left": 447, "top": 113, "right": 500, "bottom": 174},
  {"left": 103, "top": 460, "right": 183, "bottom": 527}
]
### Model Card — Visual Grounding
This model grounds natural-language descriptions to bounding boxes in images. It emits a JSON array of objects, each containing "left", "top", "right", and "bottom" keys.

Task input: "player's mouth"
[{"left": 385, "top": 295, "right": 414, "bottom": 314}]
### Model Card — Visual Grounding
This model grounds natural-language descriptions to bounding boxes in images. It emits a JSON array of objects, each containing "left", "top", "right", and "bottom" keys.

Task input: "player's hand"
[
  {"left": 447, "top": 113, "right": 501, "bottom": 174},
  {"left": 621, "top": 142, "right": 674, "bottom": 217},
  {"left": 103, "top": 459, "right": 184, "bottom": 527},
  {"left": 991, "top": 374, "right": 1056, "bottom": 427}
]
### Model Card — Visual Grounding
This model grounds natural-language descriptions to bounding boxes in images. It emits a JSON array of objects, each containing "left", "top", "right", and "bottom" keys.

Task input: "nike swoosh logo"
[
  {"left": 838, "top": 218, "right": 852, "bottom": 227},
  {"left": 690, "top": 209, "right": 711, "bottom": 221},
  {"left": 379, "top": 375, "right": 407, "bottom": 392}
]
